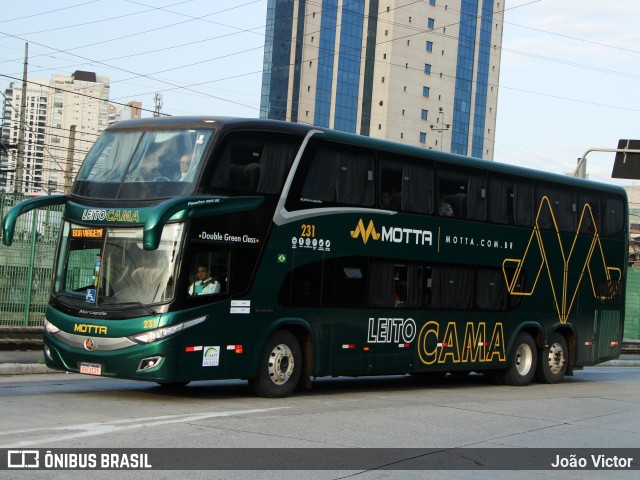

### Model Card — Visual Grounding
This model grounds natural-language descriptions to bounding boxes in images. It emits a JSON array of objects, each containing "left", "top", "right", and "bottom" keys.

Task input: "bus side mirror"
[{"left": 2, "top": 195, "right": 66, "bottom": 246}]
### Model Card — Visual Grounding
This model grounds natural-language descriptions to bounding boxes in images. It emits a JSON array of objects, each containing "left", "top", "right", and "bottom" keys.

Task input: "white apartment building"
[
  {"left": 1, "top": 78, "right": 49, "bottom": 194},
  {"left": 0, "top": 71, "right": 110, "bottom": 195},
  {"left": 261, "top": 0, "right": 504, "bottom": 159},
  {"left": 46, "top": 71, "right": 110, "bottom": 194}
]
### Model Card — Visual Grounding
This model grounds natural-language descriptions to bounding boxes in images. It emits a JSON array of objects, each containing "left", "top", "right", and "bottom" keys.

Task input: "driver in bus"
[
  {"left": 189, "top": 264, "right": 220, "bottom": 295},
  {"left": 179, "top": 154, "right": 192, "bottom": 180},
  {"left": 137, "top": 137, "right": 183, "bottom": 181}
]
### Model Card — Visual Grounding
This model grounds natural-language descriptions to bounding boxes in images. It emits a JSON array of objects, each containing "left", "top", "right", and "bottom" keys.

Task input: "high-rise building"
[
  {"left": 46, "top": 71, "right": 110, "bottom": 194},
  {"left": 0, "top": 71, "right": 110, "bottom": 195},
  {"left": 260, "top": 0, "right": 504, "bottom": 159},
  {"left": 1, "top": 78, "right": 49, "bottom": 194},
  {"left": 108, "top": 101, "right": 143, "bottom": 125}
]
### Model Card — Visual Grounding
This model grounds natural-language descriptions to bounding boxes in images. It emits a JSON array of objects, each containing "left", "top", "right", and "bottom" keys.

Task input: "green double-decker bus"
[{"left": 3, "top": 117, "right": 627, "bottom": 397}]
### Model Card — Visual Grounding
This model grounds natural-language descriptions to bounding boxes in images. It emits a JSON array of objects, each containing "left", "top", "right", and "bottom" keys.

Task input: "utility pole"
[
  {"left": 13, "top": 42, "right": 28, "bottom": 194},
  {"left": 64, "top": 125, "right": 76, "bottom": 194}
]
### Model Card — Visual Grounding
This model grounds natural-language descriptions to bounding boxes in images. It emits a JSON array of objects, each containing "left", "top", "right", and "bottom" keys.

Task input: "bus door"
[
  {"left": 328, "top": 257, "right": 415, "bottom": 376},
  {"left": 364, "top": 259, "right": 418, "bottom": 374},
  {"left": 277, "top": 249, "right": 332, "bottom": 374}
]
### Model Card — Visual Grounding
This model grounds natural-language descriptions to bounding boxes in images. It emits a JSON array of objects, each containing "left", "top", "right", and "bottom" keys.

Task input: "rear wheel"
[
  {"left": 249, "top": 330, "right": 302, "bottom": 398},
  {"left": 535, "top": 333, "right": 568, "bottom": 384},
  {"left": 499, "top": 332, "right": 537, "bottom": 386}
]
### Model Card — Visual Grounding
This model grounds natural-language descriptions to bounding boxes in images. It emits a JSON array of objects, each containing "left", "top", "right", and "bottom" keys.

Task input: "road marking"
[{"left": 0, "top": 408, "right": 287, "bottom": 448}]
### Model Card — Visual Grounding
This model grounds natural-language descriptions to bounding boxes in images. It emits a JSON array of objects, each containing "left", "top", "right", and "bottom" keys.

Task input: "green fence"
[
  {"left": 0, "top": 193, "right": 62, "bottom": 327},
  {"left": 624, "top": 268, "right": 640, "bottom": 340}
]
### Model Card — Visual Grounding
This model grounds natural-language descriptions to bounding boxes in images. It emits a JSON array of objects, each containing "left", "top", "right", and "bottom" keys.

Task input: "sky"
[{"left": 1, "top": 0, "right": 639, "bottom": 187}]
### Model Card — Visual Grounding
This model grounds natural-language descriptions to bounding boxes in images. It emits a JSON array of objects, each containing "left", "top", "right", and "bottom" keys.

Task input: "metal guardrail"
[{"left": 0, "top": 193, "right": 62, "bottom": 327}]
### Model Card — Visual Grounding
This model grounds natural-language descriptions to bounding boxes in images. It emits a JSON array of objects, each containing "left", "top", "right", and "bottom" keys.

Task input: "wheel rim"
[
  {"left": 515, "top": 342, "right": 533, "bottom": 376},
  {"left": 268, "top": 343, "right": 295, "bottom": 385},
  {"left": 547, "top": 342, "right": 565, "bottom": 375}
]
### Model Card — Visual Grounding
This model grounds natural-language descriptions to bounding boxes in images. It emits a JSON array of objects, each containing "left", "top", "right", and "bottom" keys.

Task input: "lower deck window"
[{"left": 279, "top": 257, "right": 523, "bottom": 312}]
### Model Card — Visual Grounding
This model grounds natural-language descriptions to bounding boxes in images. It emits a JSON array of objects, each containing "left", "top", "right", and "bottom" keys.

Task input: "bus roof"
[{"left": 107, "top": 116, "right": 626, "bottom": 197}]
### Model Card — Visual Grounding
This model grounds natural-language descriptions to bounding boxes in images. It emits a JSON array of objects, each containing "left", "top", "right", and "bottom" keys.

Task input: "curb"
[
  {"left": 598, "top": 359, "right": 640, "bottom": 367},
  {"left": 0, "top": 361, "right": 639, "bottom": 377},
  {"left": 0, "top": 363, "right": 61, "bottom": 376}
]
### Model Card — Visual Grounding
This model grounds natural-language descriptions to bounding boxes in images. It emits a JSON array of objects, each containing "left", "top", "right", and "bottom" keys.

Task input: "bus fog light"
[
  {"left": 138, "top": 356, "right": 163, "bottom": 371},
  {"left": 44, "top": 346, "right": 54, "bottom": 361}
]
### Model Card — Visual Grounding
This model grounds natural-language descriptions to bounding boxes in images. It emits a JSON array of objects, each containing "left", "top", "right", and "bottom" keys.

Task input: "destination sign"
[{"left": 71, "top": 228, "right": 104, "bottom": 238}]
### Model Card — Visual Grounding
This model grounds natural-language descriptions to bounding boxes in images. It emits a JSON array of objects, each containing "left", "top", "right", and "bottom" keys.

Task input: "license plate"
[{"left": 79, "top": 362, "right": 102, "bottom": 376}]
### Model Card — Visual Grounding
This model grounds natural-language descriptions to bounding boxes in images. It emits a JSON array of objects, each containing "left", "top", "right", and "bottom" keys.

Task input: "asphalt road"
[{"left": 0, "top": 362, "right": 639, "bottom": 480}]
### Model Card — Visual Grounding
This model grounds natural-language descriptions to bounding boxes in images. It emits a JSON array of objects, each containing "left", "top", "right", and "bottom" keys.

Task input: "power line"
[
  {"left": 505, "top": 20, "right": 640, "bottom": 56},
  {"left": 2, "top": 0, "right": 637, "bottom": 163},
  {"left": 0, "top": 0, "right": 100, "bottom": 25},
  {"left": 3, "top": 0, "right": 636, "bottom": 121}
]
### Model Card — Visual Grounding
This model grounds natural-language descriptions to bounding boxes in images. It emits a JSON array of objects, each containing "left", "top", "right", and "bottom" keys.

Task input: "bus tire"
[
  {"left": 249, "top": 330, "right": 302, "bottom": 398},
  {"left": 499, "top": 332, "right": 537, "bottom": 386},
  {"left": 535, "top": 333, "right": 568, "bottom": 384}
]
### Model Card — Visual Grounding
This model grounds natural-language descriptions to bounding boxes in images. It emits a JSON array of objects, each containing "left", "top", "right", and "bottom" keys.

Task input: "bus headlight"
[
  {"left": 44, "top": 319, "right": 60, "bottom": 335},
  {"left": 128, "top": 316, "right": 207, "bottom": 344}
]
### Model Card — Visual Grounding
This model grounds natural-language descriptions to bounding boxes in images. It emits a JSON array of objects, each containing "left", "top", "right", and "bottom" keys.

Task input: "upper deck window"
[
  {"left": 208, "top": 131, "right": 302, "bottom": 195},
  {"left": 287, "top": 139, "right": 374, "bottom": 209},
  {"left": 489, "top": 175, "right": 533, "bottom": 227},
  {"left": 437, "top": 167, "right": 487, "bottom": 220},
  {"left": 378, "top": 155, "right": 434, "bottom": 214},
  {"left": 536, "top": 184, "right": 577, "bottom": 232},
  {"left": 73, "top": 128, "right": 214, "bottom": 200}
]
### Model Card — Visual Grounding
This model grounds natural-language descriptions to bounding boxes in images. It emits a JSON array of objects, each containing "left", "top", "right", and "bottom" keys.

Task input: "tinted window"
[
  {"left": 437, "top": 168, "right": 486, "bottom": 220},
  {"left": 279, "top": 260, "right": 324, "bottom": 307},
  {"left": 332, "top": 257, "right": 368, "bottom": 308},
  {"left": 427, "top": 265, "right": 474, "bottom": 310},
  {"left": 379, "top": 156, "right": 434, "bottom": 214},
  {"left": 475, "top": 268, "right": 508, "bottom": 311},
  {"left": 368, "top": 259, "right": 422, "bottom": 308},
  {"left": 489, "top": 175, "right": 534, "bottom": 227},
  {"left": 288, "top": 140, "right": 374, "bottom": 209},
  {"left": 537, "top": 184, "right": 576, "bottom": 232},
  {"left": 209, "top": 132, "right": 301, "bottom": 194},
  {"left": 578, "top": 192, "right": 601, "bottom": 235},
  {"left": 603, "top": 196, "right": 625, "bottom": 236}
]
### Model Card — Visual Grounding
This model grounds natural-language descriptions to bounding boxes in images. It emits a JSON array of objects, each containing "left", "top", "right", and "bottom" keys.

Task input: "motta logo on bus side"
[{"left": 350, "top": 219, "right": 433, "bottom": 246}]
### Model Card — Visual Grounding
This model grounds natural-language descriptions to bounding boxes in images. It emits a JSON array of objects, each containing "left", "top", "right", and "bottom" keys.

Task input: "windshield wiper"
[
  {"left": 56, "top": 292, "right": 157, "bottom": 316},
  {"left": 54, "top": 292, "right": 86, "bottom": 303},
  {"left": 100, "top": 299, "right": 157, "bottom": 316}
]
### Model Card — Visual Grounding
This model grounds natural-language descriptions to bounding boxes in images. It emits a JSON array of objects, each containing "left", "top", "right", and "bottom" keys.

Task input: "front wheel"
[
  {"left": 535, "top": 333, "right": 568, "bottom": 384},
  {"left": 498, "top": 331, "right": 537, "bottom": 386},
  {"left": 249, "top": 330, "right": 302, "bottom": 398}
]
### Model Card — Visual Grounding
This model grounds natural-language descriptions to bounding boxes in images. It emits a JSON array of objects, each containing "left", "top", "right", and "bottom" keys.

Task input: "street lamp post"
[{"left": 430, "top": 107, "right": 450, "bottom": 151}]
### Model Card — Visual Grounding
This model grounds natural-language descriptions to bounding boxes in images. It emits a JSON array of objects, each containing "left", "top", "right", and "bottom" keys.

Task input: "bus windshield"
[
  {"left": 54, "top": 222, "right": 183, "bottom": 308},
  {"left": 72, "top": 128, "right": 215, "bottom": 199}
]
